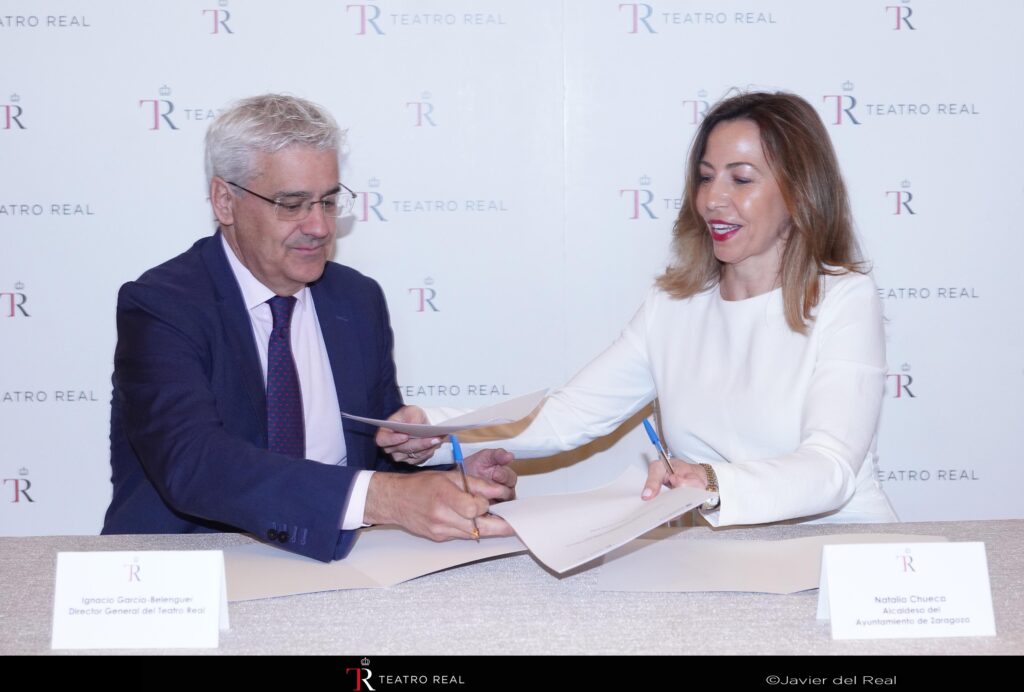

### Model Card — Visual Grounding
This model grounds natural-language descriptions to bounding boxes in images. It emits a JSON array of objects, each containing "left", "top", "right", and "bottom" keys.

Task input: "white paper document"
[
  {"left": 597, "top": 532, "right": 947, "bottom": 594},
  {"left": 224, "top": 527, "right": 525, "bottom": 601},
  {"left": 817, "top": 542, "right": 996, "bottom": 639},
  {"left": 488, "top": 464, "right": 708, "bottom": 573},
  {"left": 51, "top": 551, "right": 229, "bottom": 650},
  {"left": 341, "top": 388, "right": 548, "bottom": 436}
]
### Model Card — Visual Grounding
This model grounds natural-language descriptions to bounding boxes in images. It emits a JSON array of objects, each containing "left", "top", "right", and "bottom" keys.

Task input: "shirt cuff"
[{"left": 340, "top": 470, "right": 374, "bottom": 530}]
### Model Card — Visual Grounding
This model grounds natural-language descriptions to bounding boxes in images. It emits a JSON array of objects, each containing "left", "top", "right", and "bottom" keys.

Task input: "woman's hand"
[
  {"left": 641, "top": 459, "right": 708, "bottom": 500},
  {"left": 376, "top": 405, "right": 443, "bottom": 464}
]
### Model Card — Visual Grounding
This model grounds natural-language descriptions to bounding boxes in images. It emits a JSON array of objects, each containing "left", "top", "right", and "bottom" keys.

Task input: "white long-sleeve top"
[{"left": 431, "top": 271, "right": 897, "bottom": 526}]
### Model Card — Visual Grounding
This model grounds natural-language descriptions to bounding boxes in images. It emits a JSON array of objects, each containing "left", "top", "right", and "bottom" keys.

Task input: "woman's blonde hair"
[{"left": 656, "top": 91, "right": 864, "bottom": 332}]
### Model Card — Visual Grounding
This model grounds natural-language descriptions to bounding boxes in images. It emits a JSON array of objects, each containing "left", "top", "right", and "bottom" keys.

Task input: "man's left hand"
[{"left": 464, "top": 448, "right": 517, "bottom": 498}]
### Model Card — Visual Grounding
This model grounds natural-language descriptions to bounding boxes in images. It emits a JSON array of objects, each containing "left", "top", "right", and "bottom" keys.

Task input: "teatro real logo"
[
  {"left": 822, "top": 81, "right": 861, "bottom": 126},
  {"left": 409, "top": 278, "right": 439, "bottom": 313},
  {"left": 620, "top": 175, "right": 659, "bottom": 220},
  {"left": 823, "top": 80, "right": 979, "bottom": 126},
  {"left": 0, "top": 15, "right": 90, "bottom": 29},
  {"left": 345, "top": 657, "right": 375, "bottom": 691},
  {"left": 139, "top": 86, "right": 223, "bottom": 130},
  {"left": 878, "top": 467, "right": 981, "bottom": 482},
  {"left": 347, "top": 3, "right": 506, "bottom": 33},
  {"left": 886, "top": 363, "right": 916, "bottom": 399},
  {"left": 407, "top": 92, "right": 437, "bottom": 127},
  {"left": 885, "top": 179, "right": 915, "bottom": 216},
  {"left": 2, "top": 281, "right": 29, "bottom": 317},
  {"left": 619, "top": 3, "right": 657, "bottom": 33},
  {"left": 681, "top": 90, "right": 710, "bottom": 125},
  {"left": 885, "top": 0, "right": 916, "bottom": 31},
  {"left": 402, "top": 384, "right": 511, "bottom": 398},
  {"left": 2, "top": 93, "right": 25, "bottom": 130},
  {"left": 346, "top": 4, "right": 385, "bottom": 35},
  {"left": 3, "top": 467, "right": 34, "bottom": 503},
  {"left": 385, "top": 175, "right": 509, "bottom": 214},
  {"left": 354, "top": 178, "right": 387, "bottom": 222},
  {"left": 877, "top": 285, "right": 978, "bottom": 301},
  {"left": 139, "top": 85, "right": 178, "bottom": 130},
  {"left": 202, "top": 0, "right": 234, "bottom": 35},
  {"left": 619, "top": 3, "right": 777, "bottom": 33}
]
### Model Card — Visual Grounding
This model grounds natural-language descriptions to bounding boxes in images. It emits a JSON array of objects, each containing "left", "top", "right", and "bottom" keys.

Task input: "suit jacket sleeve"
[{"left": 112, "top": 276, "right": 365, "bottom": 562}]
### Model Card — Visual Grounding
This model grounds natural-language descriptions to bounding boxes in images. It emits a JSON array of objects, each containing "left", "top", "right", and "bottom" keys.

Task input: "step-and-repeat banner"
[{"left": 3, "top": 1, "right": 1022, "bottom": 535}]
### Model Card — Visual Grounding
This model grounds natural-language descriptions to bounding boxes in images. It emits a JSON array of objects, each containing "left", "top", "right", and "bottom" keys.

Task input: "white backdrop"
[{"left": 2, "top": 0, "right": 1022, "bottom": 535}]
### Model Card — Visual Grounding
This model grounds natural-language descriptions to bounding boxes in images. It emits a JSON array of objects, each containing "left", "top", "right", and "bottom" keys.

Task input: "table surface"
[{"left": 3, "top": 520, "right": 1022, "bottom": 655}]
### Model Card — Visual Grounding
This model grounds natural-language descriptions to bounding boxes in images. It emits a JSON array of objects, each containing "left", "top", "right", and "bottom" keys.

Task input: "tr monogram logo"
[
  {"left": 202, "top": 4, "right": 233, "bottom": 35},
  {"left": 3, "top": 477, "right": 33, "bottom": 503},
  {"left": 139, "top": 86, "right": 178, "bottom": 130},
  {"left": 885, "top": 3, "right": 916, "bottom": 31},
  {"left": 347, "top": 4, "right": 385, "bottom": 35},
  {"left": 2, "top": 95, "right": 25, "bottom": 130},
  {"left": 346, "top": 659, "right": 376, "bottom": 691}
]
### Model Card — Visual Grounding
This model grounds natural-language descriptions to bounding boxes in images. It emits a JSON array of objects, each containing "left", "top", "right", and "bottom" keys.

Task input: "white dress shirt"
[{"left": 222, "top": 236, "right": 371, "bottom": 530}]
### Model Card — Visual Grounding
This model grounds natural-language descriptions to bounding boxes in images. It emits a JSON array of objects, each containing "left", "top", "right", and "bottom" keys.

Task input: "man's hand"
[
  {"left": 376, "top": 405, "right": 442, "bottom": 464},
  {"left": 364, "top": 470, "right": 514, "bottom": 540},
  {"left": 463, "top": 448, "right": 517, "bottom": 498}
]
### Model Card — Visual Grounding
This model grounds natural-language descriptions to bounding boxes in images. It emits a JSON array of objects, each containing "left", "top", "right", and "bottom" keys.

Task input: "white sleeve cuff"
[{"left": 340, "top": 470, "right": 375, "bottom": 530}]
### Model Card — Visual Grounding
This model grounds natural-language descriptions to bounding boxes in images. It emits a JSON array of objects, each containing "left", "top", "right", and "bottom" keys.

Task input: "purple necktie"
[{"left": 266, "top": 296, "right": 304, "bottom": 458}]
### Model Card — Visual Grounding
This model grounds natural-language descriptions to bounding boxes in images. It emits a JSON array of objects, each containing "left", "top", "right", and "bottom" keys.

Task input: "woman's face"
[{"left": 695, "top": 119, "right": 791, "bottom": 283}]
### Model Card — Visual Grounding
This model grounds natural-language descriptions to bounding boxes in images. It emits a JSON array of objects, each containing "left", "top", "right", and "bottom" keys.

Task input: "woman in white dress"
[{"left": 380, "top": 91, "right": 897, "bottom": 528}]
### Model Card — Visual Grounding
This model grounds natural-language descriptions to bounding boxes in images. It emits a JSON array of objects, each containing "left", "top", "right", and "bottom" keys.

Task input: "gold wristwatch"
[{"left": 699, "top": 463, "right": 720, "bottom": 511}]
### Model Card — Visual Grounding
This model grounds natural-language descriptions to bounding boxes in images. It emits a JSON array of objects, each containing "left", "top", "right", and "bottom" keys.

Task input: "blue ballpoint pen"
[
  {"left": 449, "top": 435, "right": 480, "bottom": 542},
  {"left": 642, "top": 418, "right": 676, "bottom": 477}
]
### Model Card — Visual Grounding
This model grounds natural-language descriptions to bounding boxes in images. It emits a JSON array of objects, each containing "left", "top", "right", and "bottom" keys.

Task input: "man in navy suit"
[{"left": 102, "top": 94, "right": 515, "bottom": 561}]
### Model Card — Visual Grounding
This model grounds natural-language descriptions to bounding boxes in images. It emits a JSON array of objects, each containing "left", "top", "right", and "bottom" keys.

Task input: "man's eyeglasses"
[{"left": 227, "top": 181, "right": 357, "bottom": 221}]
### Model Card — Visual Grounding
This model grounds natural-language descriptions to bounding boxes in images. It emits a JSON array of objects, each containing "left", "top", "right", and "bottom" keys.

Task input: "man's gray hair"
[{"left": 204, "top": 94, "right": 343, "bottom": 186}]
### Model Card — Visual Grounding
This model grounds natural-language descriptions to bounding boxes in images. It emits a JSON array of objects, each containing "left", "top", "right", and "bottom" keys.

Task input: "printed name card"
[
  {"left": 52, "top": 551, "right": 229, "bottom": 649},
  {"left": 817, "top": 542, "right": 995, "bottom": 640}
]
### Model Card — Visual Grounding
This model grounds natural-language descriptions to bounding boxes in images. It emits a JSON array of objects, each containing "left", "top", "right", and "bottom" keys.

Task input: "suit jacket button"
[
  {"left": 267, "top": 529, "right": 279, "bottom": 541},
  {"left": 278, "top": 531, "right": 289, "bottom": 543}
]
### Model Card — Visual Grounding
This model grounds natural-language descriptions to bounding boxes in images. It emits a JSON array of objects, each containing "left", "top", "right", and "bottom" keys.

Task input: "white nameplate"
[
  {"left": 52, "top": 551, "right": 229, "bottom": 649},
  {"left": 817, "top": 542, "right": 995, "bottom": 640}
]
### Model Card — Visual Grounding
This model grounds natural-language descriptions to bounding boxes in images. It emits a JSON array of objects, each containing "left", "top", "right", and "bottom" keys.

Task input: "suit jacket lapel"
[
  {"left": 201, "top": 231, "right": 268, "bottom": 444},
  {"left": 311, "top": 279, "right": 371, "bottom": 469}
]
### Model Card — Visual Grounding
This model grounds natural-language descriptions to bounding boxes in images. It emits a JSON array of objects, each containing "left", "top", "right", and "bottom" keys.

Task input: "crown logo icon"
[
  {"left": 219, "top": 0, "right": 229, "bottom": 6},
  {"left": 368, "top": 177, "right": 380, "bottom": 188},
  {"left": 901, "top": 179, "right": 911, "bottom": 188},
  {"left": 901, "top": 363, "right": 911, "bottom": 372},
  {"left": 9, "top": 93, "right": 20, "bottom": 103},
  {"left": 14, "top": 281, "right": 24, "bottom": 291},
  {"left": 424, "top": 277, "right": 434, "bottom": 286},
  {"left": 159, "top": 85, "right": 172, "bottom": 97},
  {"left": 639, "top": 175, "right": 651, "bottom": 186},
  {"left": 360, "top": 658, "right": 370, "bottom": 666},
  {"left": 420, "top": 91, "right": 432, "bottom": 100},
  {"left": 842, "top": 81, "right": 854, "bottom": 91},
  {"left": 697, "top": 89, "right": 708, "bottom": 98},
  {"left": 18, "top": 467, "right": 28, "bottom": 476}
]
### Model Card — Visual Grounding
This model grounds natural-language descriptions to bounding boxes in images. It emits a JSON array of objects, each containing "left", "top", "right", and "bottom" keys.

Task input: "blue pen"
[
  {"left": 642, "top": 418, "right": 675, "bottom": 476},
  {"left": 450, "top": 435, "right": 480, "bottom": 541}
]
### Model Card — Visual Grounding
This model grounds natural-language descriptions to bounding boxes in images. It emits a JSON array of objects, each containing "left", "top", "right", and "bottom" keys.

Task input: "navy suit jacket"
[{"left": 102, "top": 232, "right": 408, "bottom": 561}]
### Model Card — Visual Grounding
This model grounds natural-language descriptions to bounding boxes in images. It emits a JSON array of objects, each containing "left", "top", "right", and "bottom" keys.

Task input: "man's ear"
[{"left": 210, "top": 177, "right": 236, "bottom": 227}]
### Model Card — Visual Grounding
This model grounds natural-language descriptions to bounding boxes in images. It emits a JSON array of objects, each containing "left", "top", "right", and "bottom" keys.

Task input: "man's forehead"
[{"left": 250, "top": 147, "right": 339, "bottom": 193}]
